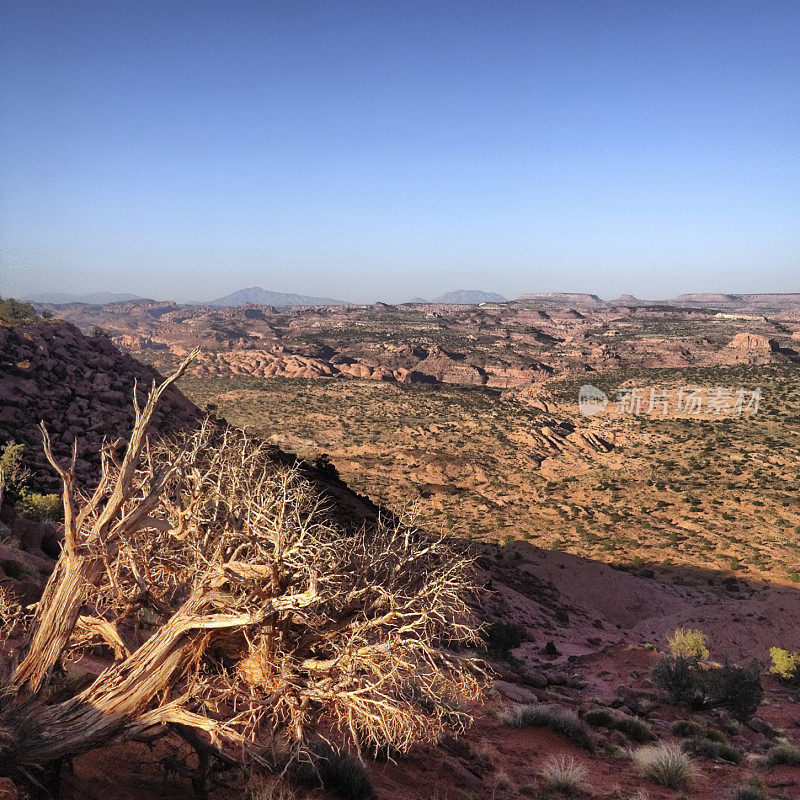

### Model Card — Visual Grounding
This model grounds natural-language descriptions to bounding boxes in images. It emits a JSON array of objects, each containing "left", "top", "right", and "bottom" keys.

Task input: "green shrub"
[
  {"left": 634, "top": 743, "right": 696, "bottom": 789},
  {"left": 769, "top": 647, "right": 800, "bottom": 683},
  {"left": 653, "top": 656, "right": 697, "bottom": 705},
  {"left": 581, "top": 707, "right": 652, "bottom": 741},
  {"left": 670, "top": 719, "right": 724, "bottom": 742},
  {"left": 668, "top": 628, "right": 710, "bottom": 660},
  {"left": 762, "top": 740, "right": 800, "bottom": 768},
  {"left": 292, "top": 741, "right": 376, "bottom": 800},
  {"left": 614, "top": 715, "right": 653, "bottom": 743},
  {"left": 654, "top": 657, "right": 763, "bottom": 721},
  {"left": 482, "top": 621, "right": 525, "bottom": 657},
  {"left": 0, "top": 297, "right": 37, "bottom": 324},
  {"left": 0, "top": 443, "right": 60, "bottom": 521},
  {"left": 502, "top": 703, "right": 595, "bottom": 752},
  {"left": 0, "top": 441, "right": 31, "bottom": 505},
  {"left": 582, "top": 707, "right": 616, "bottom": 728},
  {"left": 680, "top": 735, "right": 741, "bottom": 763},
  {"left": 698, "top": 661, "right": 763, "bottom": 722},
  {"left": 732, "top": 786, "right": 765, "bottom": 800},
  {"left": 16, "top": 492, "right": 62, "bottom": 522},
  {"left": 670, "top": 719, "right": 705, "bottom": 738}
]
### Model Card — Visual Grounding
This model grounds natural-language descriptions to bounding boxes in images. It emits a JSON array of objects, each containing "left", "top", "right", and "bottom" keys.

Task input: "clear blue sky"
[{"left": 1, "top": 1, "right": 797, "bottom": 303}]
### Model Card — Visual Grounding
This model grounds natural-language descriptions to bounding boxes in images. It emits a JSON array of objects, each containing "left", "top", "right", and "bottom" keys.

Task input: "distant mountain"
[
  {"left": 205, "top": 287, "right": 347, "bottom": 307},
  {"left": 665, "top": 293, "right": 800, "bottom": 312},
  {"left": 671, "top": 293, "right": 744, "bottom": 305},
  {"left": 405, "top": 297, "right": 429, "bottom": 304},
  {"left": 430, "top": 290, "right": 506, "bottom": 304},
  {"left": 609, "top": 294, "right": 644, "bottom": 306},
  {"left": 27, "top": 292, "right": 143, "bottom": 305}
]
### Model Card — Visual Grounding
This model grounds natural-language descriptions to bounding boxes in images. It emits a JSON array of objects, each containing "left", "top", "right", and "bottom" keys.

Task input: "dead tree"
[{"left": 0, "top": 351, "right": 483, "bottom": 787}]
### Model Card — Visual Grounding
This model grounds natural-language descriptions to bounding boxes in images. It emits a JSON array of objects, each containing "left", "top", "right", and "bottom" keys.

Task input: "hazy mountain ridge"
[
  {"left": 204, "top": 287, "right": 347, "bottom": 307},
  {"left": 26, "top": 292, "right": 143, "bottom": 305},
  {"left": 430, "top": 290, "right": 507, "bottom": 304}
]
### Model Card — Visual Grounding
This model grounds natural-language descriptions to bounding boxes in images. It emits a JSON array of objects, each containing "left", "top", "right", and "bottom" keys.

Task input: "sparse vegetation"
[
  {"left": 653, "top": 656, "right": 763, "bottom": 720},
  {"left": 5, "top": 294, "right": 800, "bottom": 797},
  {"left": 668, "top": 628, "right": 710, "bottom": 660},
  {"left": 540, "top": 755, "right": 588, "bottom": 795},
  {"left": 502, "top": 704, "right": 595, "bottom": 752},
  {"left": 634, "top": 743, "right": 696, "bottom": 789},
  {"left": 769, "top": 646, "right": 800, "bottom": 682},
  {"left": 761, "top": 740, "right": 800, "bottom": 768}
]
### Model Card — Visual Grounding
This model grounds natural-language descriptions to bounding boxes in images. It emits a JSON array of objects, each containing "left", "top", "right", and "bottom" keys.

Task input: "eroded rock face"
[
  {"left": 37, "top": 299, "right": 800, "bottom": 391},
  {"left": 0, "top": 322, "right": 199, "bottom": 490},
  {"left": 727, "top": 332, "right": 777, "bottom": 351}
]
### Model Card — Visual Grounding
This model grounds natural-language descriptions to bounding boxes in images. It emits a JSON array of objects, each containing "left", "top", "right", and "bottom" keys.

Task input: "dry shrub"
[
  {"left": 634, "top": 743, "right": 696, "bottom": 789},
  {"left": 0, "top": 586, "right": 22, "bottom": 634},
  {"left": 540, "top": 755, "right": 588, "bottom": 794},
  {"left": 0, "top": 354, "right": 485, "bottom": 780},
  {"left": 502, "top": 704, "right": 594, "bottom": 752}
]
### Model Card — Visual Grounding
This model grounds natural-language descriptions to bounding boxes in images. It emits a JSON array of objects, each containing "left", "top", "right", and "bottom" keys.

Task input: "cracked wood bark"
[
  {"left": 5, "top": 592, "right": 315, "bottom": 765},
  {"left": 12, "top": 350, "right": 198, "bottom": 693}
]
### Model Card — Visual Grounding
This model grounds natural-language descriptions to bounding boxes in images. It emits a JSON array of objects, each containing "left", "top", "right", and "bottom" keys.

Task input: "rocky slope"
[{"left": 0, "top": 321, "right": 199, "bottom": 490}]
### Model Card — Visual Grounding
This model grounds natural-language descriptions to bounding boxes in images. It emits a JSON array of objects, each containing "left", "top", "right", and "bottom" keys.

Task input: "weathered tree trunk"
[
  {"left": 6, "top": 603, "right": 235, "bottom": 765},
  {"left": 13, "top": 555, "right": 98, "bottom": 692},
  {"left": 13, "top": 353, "right": 198, "bottom": 695}
]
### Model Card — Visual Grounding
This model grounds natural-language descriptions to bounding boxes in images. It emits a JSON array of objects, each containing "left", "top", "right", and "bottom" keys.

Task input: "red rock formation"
[{"left": 727, "top": 332, "right": 777, "bottom": 350}]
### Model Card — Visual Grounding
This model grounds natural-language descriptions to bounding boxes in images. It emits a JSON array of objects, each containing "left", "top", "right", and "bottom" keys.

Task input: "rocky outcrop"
[
  {"left": 41, "top": 296, "right": 800, "bottom": 388},
  {"left": 0, "top": 322, "right": 199, "bottom": 490},
  {"left": 727, "top": 332, "right": 777, "bottom": 350}
]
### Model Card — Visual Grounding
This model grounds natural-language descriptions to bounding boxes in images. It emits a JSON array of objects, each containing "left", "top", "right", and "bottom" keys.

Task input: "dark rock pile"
[{"left": 0, "top": 321, "right": 199, "bottom": 491}]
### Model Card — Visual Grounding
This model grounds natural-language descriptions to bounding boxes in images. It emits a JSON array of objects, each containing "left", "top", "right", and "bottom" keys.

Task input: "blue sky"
[{"left": 1, "top": 1, "right": 797, "bottom": 303}]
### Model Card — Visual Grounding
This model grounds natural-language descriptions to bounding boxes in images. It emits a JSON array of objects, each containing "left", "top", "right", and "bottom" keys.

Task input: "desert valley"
[{"left": 1, "top": 291, "right": 799, "bottom": 800}]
